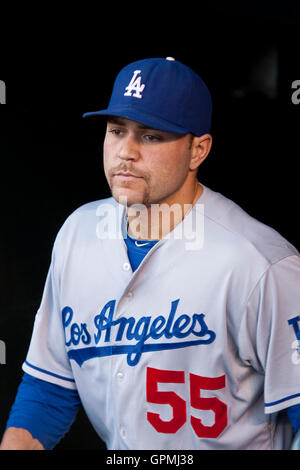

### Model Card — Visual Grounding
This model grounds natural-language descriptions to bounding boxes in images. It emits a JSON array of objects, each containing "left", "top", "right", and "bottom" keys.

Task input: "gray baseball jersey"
[{"left": 22, "top": 184, "right": 300, "bottom": 449}]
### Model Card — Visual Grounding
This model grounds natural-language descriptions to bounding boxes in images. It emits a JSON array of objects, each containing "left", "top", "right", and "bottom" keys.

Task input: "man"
[{"left": 1, "top": 57, "right": 300, "bottom": 450}]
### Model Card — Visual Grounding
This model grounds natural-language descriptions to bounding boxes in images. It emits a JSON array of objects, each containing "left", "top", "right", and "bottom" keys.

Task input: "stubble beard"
[{"left": 109, "top": 179, "right": 152, "bottom": 209}]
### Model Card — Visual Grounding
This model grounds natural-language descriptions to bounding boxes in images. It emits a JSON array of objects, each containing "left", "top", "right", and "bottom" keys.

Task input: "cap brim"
[{"left": 82, "top": 107, "right": 190, "bottom": 135}]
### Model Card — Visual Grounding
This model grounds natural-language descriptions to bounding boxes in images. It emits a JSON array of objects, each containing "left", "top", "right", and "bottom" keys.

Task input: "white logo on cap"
[{"left": 124, "top": 70, "right": 145, "bottom": 99}]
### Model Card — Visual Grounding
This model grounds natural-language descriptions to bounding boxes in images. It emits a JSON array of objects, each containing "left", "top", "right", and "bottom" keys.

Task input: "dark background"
[{"left": 0, "top": 3, "right": 300, "bottom": 450}]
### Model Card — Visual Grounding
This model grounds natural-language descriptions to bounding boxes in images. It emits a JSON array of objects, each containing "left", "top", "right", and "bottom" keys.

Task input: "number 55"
[{"left": 146, "top": 367, "right": 227, "bottom": 438}]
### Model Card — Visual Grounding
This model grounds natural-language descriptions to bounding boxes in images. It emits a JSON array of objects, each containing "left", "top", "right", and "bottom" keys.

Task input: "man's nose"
[{"left": 118, "top": 135, "right": 141, "bottom": 161}]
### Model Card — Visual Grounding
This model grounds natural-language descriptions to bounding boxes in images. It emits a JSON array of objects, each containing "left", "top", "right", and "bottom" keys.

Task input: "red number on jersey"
[
  {"left": 190, "top": 373, "right": 227, "bottom": 438},
  {"left": 146, "top": 367, "right": 227, "bottom": 438},
  {"left": 146, "top": 367, "right": 186, "bottom": 433}
]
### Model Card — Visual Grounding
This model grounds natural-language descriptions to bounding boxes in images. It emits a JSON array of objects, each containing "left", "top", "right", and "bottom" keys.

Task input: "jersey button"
[
  {"left": 120, "top": 427, "right": 126, "bottom": 439},
  {"left": 126, "top": 291, "right": 133, "bottom": 299},
  {"left": 117, "top": 371, "right": 124, "bottom": 380},
  {"left": 185, "top": 231, "right": 196, "bottom": 240},
  {"left": 122, "top": 262, "right": 131, "bottom": 271}
]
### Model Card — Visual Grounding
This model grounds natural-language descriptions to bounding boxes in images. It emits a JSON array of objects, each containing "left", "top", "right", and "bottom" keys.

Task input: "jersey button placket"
[
  {"left": 117, "top": 371, "right": 124, "bottom": 381},
  {"left": 116, "top": 263, "right": 133, "bottom": 445},
  {"left": 122, "top": 262, "right": 131, "bottom": 272},
  {"left": 114, "top": 287, "right": 134, "bottom": 320},
  {"left": 120, "top": 426, "right": 126, "bottom": 440}
]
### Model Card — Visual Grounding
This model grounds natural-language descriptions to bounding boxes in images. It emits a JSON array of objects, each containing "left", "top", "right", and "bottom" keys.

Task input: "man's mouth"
[{"left": 114, "top": 172, "right": 143, "bottom": 180}]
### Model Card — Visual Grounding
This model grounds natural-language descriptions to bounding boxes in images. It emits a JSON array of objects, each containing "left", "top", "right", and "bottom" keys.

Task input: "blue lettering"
[
  {"left": 133, "top": 316, "right": 151, "bottom": 341},
  {"left": 71, "top": 323, "right": 81, "bottom": 345},
  {"left": 62, "top": 298, "right": 216, "bottom": 367},
  {"left": 173, "top": 314, "right": 191, "bottom": 338},
  {"left": 149, "top": 316, "right": 166, "bottom": 339},
  {"left": 81, "top": 323, "right": 91, "bottom": 345},
  {"left": 288, "top": 316, "right": 300, "bottom": 340},
  {"left": 126, "top": 316, "right": 152, "bottom": 366},
  {"left": 94, "top": 300, "right": 116, "bottom": 343},
  {"left": 163, "top": 299, "right": 180, "bottom": 339},
  {"left": 190, "top": 313, "right": 210, "bottom": 337},
  {"left": 62, "top": 306, "right": 73, "bottom": 347},
  {"left": 62, "top": 306, "right": 92, "bottom": 346},
  {"left": 114, "top": 316, "right": 136, "bottom": 341}
]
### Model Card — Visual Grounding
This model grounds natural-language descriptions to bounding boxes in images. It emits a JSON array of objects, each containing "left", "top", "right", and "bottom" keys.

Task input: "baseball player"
[{"left": 1, "top": 57, "right": 300, "bottom": 450}]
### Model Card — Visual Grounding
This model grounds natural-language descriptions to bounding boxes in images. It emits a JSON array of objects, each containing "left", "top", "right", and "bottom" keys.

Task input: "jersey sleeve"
[
  {"left": 5, "top": 373, "right": 81, "bottom": 449},
  {"left": 22, "top": 238, "right": 77, "bottom": 390},
  {"left": 238, "top": 254, "right": 300, "bottom": 414},
  {"left": 286, "top": 404, "right": 300, "bottom": 434}
]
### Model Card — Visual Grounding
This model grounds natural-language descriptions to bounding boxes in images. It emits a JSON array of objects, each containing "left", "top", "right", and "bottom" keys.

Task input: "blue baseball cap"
[{"left": 82, "top": 57, "right": 212, "bottom": 136}]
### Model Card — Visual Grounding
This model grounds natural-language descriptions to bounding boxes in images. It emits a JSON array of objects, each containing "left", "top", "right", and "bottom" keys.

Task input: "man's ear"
[{"left": 190, "top": 134, "right": 212, "bottom": 171}]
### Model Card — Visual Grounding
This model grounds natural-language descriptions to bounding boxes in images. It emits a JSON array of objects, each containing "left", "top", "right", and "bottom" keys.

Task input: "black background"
[{"left": 0, "top": 3, "right": 300, "bottom": 450}]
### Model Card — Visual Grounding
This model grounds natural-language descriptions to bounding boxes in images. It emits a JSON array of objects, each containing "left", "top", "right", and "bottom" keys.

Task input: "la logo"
[{"left": 124, "top": 70, "right": 145, "bottom": 99}]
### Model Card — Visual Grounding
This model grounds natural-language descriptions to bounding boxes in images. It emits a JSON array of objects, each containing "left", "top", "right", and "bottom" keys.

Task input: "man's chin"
[{"left": 111, "top": 188, "right": 148, "bottom": 208}]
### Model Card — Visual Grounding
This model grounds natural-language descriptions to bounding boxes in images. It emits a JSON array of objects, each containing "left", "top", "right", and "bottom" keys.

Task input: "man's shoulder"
[
  {"left": 63, "top": 196, "right": 119, "bottom": 224},
  {"left": 71, "top": 196, "right": 118, "bottom": 216},
  {"left": 201, "top": 184, "right": 299, "bottom": 265},
  {"left": 54, "top": 196, "right": 123, "bottom": 246}
]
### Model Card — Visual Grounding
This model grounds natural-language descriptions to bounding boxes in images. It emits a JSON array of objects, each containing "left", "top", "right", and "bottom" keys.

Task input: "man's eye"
[
  {"left": 143, "top": 134, "right": 161, "bottom": 142},
  {"left": 108, "top": 128, "right": 123, "bottom": 136}
]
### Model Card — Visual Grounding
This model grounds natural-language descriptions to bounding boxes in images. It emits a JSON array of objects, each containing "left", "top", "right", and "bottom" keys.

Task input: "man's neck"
[{"left": 126, "top": 182, "right": 203, "bottom": 241}]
